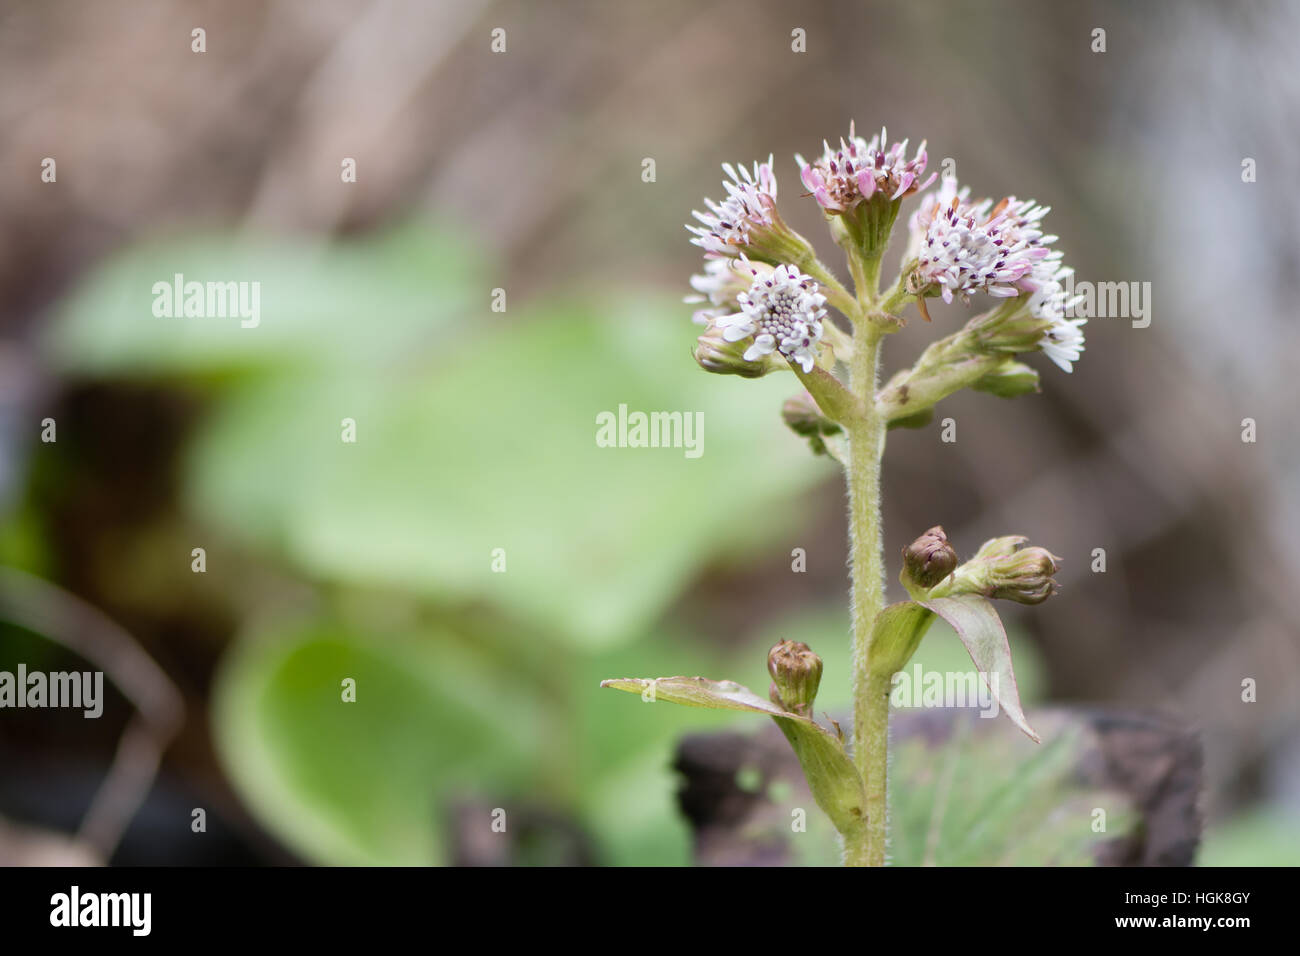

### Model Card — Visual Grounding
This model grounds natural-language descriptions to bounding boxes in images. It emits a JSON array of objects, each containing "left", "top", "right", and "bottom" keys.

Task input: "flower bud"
[
  {"left": 971, "top": 535, "right": 1029, "bottom": 561},
  {"left": 972, "top": 360, "right": 1040, "bottom": 399},
  {"left": 767, "top": 640, "right": 823, "bottom": 717},
  {"left": 887, "top": 406, "right": 935, "bottom": 431},
  {"left": 781, "top": 391, "right": 842, "bottom": 438},
  {"left": 951, "top": 536, "right": 1061, "bottom": 605},
  {"left": 971, "top": 308, "right": 1053, "bottom": 354},
  {"left": 900, "top": 526, "right": 958, "bottom": 592},
  {"left": 988, "top": 546, "right": 1061, "bottom": 604},
  {"left": 693, "top": 324, "right": 776, "bottom": 378}
]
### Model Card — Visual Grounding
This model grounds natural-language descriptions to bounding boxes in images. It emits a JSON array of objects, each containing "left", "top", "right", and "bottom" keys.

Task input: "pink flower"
[
  {"left": 796, "top": 124, "right": 936, "bottom": 213},
  {"left": 687, "top": 157, "right": 781, "bottom": 258},
  {"left": 909, "top": 179, "right": 1057, "bottom": 305}
]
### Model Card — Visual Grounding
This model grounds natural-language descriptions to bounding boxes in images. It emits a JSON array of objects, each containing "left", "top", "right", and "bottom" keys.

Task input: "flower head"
[
  {"left": 714, "top": 263, "right": 828, "bottom": 374},
  {"left": 908, "top": 179, "right": 1057, "bottom": 306},
  {"left": 797, "top": 123, "right": 936, "bottom": 213},
  {"left": 687, "top": 157, "right": 811, "bottom": 264}
]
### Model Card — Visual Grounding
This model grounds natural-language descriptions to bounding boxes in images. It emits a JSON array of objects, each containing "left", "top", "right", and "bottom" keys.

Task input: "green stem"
[
  {"left": 849, "top": 253, "right": 883, "bottom": 313},
  {"left": 798, "top": 254, "right": 860, "bottom": 322},
  {"left": 876, "top": 351, "right": 1002, "bottom": 424},
  {"left": 844, "top": 319, "right": 889, "bottom": 866},
  {"left": 877, "top": 276, "right": 914, "bottom": 318}
]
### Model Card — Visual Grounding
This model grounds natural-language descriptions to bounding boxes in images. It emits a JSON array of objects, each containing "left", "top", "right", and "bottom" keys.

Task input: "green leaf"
[
  {"left": 600, "top": 675, "right": 790, "bottom": 715},
  {"left": 867, "top": 600, "right": 935, "bottom": 676},
  {"left": 601, "top": 674, "right": 866, "bottom": 834},
  {"left": 211, "top": 616, "right": 544, "bottom": 865},
  {"left": 921, "top": 595, "right": 1039, "bottom": 742},
  {"left": 770, "top": 715, "right": 866, "bottom": 837}
]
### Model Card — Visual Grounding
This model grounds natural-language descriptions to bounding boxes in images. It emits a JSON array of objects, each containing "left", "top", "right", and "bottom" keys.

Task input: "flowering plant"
[{"left": 602, "top": 124, "right": 1082, "bottom": 866}]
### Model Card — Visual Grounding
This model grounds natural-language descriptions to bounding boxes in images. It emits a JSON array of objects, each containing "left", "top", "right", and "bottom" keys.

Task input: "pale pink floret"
[
  {"left": 796, "top": 123, "right": 936, "bottom": 213},
  {"left": 910, "top": 179, "right": 1058, "bottom": 305},
  {"left": 687, "top": 156, "right": 780, "bottom": 257}
]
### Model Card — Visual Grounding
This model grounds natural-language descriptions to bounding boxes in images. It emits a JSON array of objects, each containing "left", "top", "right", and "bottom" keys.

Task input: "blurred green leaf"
[
  {"left": 42, "top": 223, "right": 831, "bottom": 644},
  {"left": 182, "top": 298, "right": 828, "bottom": 648},
  {"left": 211, "top": 616, "right": 543, "bottom": 865},
  {"left": 1197, "top": 809, "right": 1300, "bottom": 866},
  {"left": 44, "top": 223, "right": 485, "bottom": 378}
]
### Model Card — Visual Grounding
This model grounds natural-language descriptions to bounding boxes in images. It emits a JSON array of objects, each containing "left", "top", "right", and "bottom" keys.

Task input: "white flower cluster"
[
  {"left": 685, "top": 133, "right": 1087, "bottom": 377},
  {"left": 686, "top": 158, "right": 779, "bottom": 258},
  {"left": 910, "top": 179, "right": 1086, "bottom": 372},
  {"left": 909, "top": 180, "right": 1055, "bottom": 304},
  {"left": 714, "top": 263, "right": 827, "bottom": 373}
]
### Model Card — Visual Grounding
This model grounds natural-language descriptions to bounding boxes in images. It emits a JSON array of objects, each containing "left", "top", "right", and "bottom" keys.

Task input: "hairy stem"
[
  {"left": 845, "top": 319, "right": 889, "bottom": 866},
  {"left": 849, "top": 253, "right": 883, "bottom": 314}
]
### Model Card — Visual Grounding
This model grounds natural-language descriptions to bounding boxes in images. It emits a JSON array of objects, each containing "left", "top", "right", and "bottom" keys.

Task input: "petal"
[{"left": 799, "top": 164, "right": 822, "bottom": 194}]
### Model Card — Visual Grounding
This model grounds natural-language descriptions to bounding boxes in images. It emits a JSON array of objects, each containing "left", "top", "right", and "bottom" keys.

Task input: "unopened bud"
[
  {"left": 901, "top": 526, "right": 958, "bottom": 592},
  {"left": 952, "top": 535, "right": 1061, "bottom": 605},
  {"left": 972, "top": 310, "right": 1053, "bottom": 354},
  {"left": 782, "top": 391, "right": 842, "bottom": 437},
  {"left": 972, "top": 360, "right": 1040, "bottom": 399},
  {"left": 887, "top": 406, "right": 935, "bottom": 431},
  {"left": 971, "top": 535, "right": 1029, "bottom": 561},
  {"left": 767, "top": 640, "right": 823, "bottom": 717},
  {"left": 989, "top": 546, "right": 1061, "bottom": 604},
  {"left": 694, "top": 325, "right": 776, "bottom": 378}
]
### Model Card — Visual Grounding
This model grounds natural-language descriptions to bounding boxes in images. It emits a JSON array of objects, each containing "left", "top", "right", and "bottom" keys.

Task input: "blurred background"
[{"left": 0, "top": 0, "right": 1296, "bottom": 865}]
